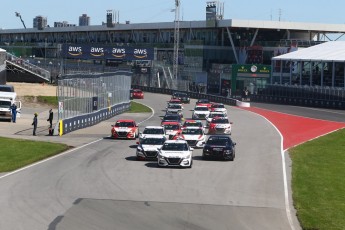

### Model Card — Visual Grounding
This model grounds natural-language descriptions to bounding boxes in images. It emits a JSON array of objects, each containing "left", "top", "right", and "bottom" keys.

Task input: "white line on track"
[{"left": 0, "top": 102, "right": 155, "bottom": 180}]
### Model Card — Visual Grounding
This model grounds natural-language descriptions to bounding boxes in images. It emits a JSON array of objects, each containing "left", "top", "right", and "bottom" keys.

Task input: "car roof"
[
  {"left": 162, "top": 121, "right": 180, "bottom": 125},
  {"left": 144, "top": 126, "right": 164, "bottom": 129},
  {"left": 184, "top": 119, "right": 202, "bottom": 123},
  {"left": 164, "top": 139, "right": 188, "bottom": 144},
  {"left": 141, "top": 134, "right": 166, "bottom": 139},
  {"left": 195, "top": 105, "right": 208, "bottom": 108},
  {"left": 116, "top": 119, "right": 135, "bottom": 122},
  {"left": 183, "top": 126, "right": 202, "bottom": 130}
]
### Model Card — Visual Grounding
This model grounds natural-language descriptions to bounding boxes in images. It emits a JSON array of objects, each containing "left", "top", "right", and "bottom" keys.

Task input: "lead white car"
[
  {"left": 205, "top": 111, "right": 228, "bottom": 127},
  {"left": 157, "top": 140, "right": 193, "bottom": 168}
]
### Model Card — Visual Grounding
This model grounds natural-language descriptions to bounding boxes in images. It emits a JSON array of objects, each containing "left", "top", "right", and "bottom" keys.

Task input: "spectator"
[
  {"left": 10, "top": 103, "right": 17, "bottom": 123},
  {"left": 32, "top": 113, "right": 38, "bottom": 136},
  {"left": 47, "top": 109, "right": 53, "bottom": 128}
]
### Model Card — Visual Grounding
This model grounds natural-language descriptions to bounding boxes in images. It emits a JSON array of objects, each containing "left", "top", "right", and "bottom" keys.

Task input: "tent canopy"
[{"left": 272, "top": 41, "right": 345, "bottom": 62}]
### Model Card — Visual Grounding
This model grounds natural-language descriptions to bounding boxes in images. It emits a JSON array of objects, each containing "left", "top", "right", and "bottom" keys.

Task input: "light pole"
[{"left": 49, "top": 61, "right": 53, "bottom": 83}]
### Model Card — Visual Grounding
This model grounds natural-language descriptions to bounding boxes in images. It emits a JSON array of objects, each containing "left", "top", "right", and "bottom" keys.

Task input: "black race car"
[
  {"left": 171, "top": 92, "right": 190, "bottom": 104},
  {"left": 202, "top": 135, "right": 236, "bottom": 161}
]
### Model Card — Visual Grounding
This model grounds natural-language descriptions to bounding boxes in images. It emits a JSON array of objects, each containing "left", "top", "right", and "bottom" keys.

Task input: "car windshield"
[
  {"left": 184, "top": 122, "right": 202, "bottom": 127},
  {"left": 162, "top": 143, "right": 188, "bottom": 151},
  {"left": 164, "top": 115, "right": 180, "bottom": 120},
  {"left": 164, "top": 124, "right": 180, "bottom": 130},
  {"left": 195, "top": 107, "right": 208, "bottom": 111},
  {"left": 141, "top": 138, "right": 165, "bottom": 145},
  {"left": 143, "top": 128, "right": 164, "bottom": 134},
  {"left": 133, "top": 90, "right": 142, "bottom": 93},
  {"left": 209, "top": 113, "right": 225, "bottom": 118},
  {"left": 115, "top": 122, "right": 134, "bottom": 127},
  {"left": 197, "top": 99, "right": 209, "bottom": 103},
  {"left": 207, "top": 137, "right": 231, "bottom": 145},
  {"left": 0, "top": 101, "right": 11, "bottom": 109},
  {"left": 213, "top": 104, "right": 225, "bottom": 108},
  {"left": 212, "top": 119, "right": 229, "bottom": 124},
  {"left": 168, "top": 104, "right": 181, "bottom": 109},
  {"left": 182, "top": 129, "right": 203, "bottom": 135}
]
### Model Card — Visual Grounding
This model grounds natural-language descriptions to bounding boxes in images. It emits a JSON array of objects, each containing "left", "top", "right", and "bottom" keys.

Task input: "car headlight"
[
  {"left": 184, "top": 154, "right": 191, "bottom": 159},
  {"left": 137, "top": 146, "right": 144, "bottom": 152},
  {"left": 224, "top": 149, "right": 232, "bottom": 155}
]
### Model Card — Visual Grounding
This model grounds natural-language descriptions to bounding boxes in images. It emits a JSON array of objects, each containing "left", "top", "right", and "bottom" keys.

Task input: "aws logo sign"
[
  {"left": 134, "top": 49, "right": 147, "bottom": 59},
  {"left": 112, "top": 48, "right": 126, "bottom": 58},
  {"left": 68, "top": 46, "right": 82, "bottom": 56},
  {"left": 90, "top": 47, "right": 104, "bottom": 57}
]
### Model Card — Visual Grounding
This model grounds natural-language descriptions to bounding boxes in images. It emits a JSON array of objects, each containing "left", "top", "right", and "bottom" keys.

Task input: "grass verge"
[
  {"left": 290, "top": 129, "right": 345, "bottom": 230},
  {"left": 129, "top": 101, "right": 151, "bottom": 113},
  {"left": 0, "top": 137, "right": 70, "bottom": 172}
]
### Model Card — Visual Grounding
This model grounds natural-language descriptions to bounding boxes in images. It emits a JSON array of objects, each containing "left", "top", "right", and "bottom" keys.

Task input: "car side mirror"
[
  {"left": 233, "top": 142, "right": 236, "bottom": 146},
  {"left": 111, "top": 125, "right": 114, "bottom": 127},
  {"left": 230, "top": 122, "right": 233, "bottom": 124},
  {"left": 190, "top": 147, "right": 194, "bottom": 151}
]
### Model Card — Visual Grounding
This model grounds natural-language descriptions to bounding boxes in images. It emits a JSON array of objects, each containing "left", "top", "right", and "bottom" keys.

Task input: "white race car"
[
  {"left": 210, "top": 103, "right": 227, "bottom": 114},
  {"left": 192, "top": 105, "right": 210, "bottom": 120},
  {"left": 139, "top": 126, "right": 165, "bottom": 142},
  {"left": 157, "top": 140, "right": 193, "bottom": 168},
  {"left": 136, "top": 135, "right": 166, "bottom": 160},
  {"left": 208, "top": 117, "right": 232, "bottom": 135},
  {"left": 205, "top": 111, "right": 228, "bottom": 127},
  {"left": 174, "top": 127, "right": 205, "bottom": 148}
]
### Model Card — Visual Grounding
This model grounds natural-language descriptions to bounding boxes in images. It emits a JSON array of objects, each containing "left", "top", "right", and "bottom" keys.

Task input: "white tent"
[{"left": 272, "top": 41, "right": 345, "bottom": 62}]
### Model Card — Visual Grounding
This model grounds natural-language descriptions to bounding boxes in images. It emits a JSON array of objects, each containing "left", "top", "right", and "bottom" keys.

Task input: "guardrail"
[{"left": 131, "top": 85, "right": 238, "bottom": 107}]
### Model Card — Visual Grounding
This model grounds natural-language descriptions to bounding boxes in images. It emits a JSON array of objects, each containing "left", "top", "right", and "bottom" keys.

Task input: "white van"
[{"left": 0, "top": 92, "right": 21, "bottom": 121}]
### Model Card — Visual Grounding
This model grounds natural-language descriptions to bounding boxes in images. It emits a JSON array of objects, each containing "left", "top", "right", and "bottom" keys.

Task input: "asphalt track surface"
[{"left": 4, "top": 93, "right": 344, "bottom": 229}]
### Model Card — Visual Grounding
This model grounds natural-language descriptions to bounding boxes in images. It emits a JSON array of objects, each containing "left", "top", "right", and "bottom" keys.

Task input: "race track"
[{"left": 0, "top": 93, "right": 299, "bottom": 230}]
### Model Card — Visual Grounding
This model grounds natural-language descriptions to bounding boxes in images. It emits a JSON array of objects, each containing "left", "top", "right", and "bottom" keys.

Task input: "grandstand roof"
[{"left": 272, "top": 41, "right": 345, "bottom": 62}]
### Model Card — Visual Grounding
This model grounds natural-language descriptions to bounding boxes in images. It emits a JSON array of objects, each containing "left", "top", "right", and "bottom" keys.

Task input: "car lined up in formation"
[{"left": 112, "top": 92, "right": 237, "bottom": 167}]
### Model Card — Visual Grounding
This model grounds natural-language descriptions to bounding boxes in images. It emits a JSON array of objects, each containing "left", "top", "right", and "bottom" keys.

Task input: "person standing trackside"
[
  {"left": 10, "top": 103, "right": 17, "bottom": 123},
  {"left": 47, "top": 109, "right": 53, "bottom": 128},
  {"left": 32, "top": 113, "right": 38, "bottom": 136}
]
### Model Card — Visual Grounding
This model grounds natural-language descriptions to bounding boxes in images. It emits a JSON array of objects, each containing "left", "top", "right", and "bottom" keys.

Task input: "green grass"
[
  {"left": 129, "top": 101, "right": 151, "bottom": 113},
  {"left": 0, "top": 137, "right": 70, "bottom": 172},
  {"left": 37, "top": 96, "right": 58, "bottom": 106},
  {"left": 289, "top": 129, "right": 345, "bottom": 230}
]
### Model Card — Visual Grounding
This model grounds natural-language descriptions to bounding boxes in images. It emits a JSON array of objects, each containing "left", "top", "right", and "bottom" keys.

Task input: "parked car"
[
  {"left": 132, "top": 89, "right": 144, "bottom": 99},
  {"left": 171, "top": 92, "right": 190, "bottom": 104},
  {"left": 208, "top": 117, "right": 232, "bottom": 135},
  {"left": 136, "top": 135, "right": 166, "bottom": 160},
  {"left": 157, "top": 140, "right": 194, "bottom": 168},
  {"left": 111, "top": 119, "right": 139, "bottom": 139},
  {"left": 202, "top": 135, "right": 236, "bottom": 161}
]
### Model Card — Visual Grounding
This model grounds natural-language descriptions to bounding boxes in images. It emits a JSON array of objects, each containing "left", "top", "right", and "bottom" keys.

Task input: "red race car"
[
  {"left": 196, "top": 98, "right": 212, "bottom": 110},
  {"left": 162, "top": 121, "right": 182, "bottom": 139},
  {"left": 111, "top": 119, "right": 139, "bottom": 139},
  {"left": 132, "top": 89, "right": 144, "bottom": 99}
]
